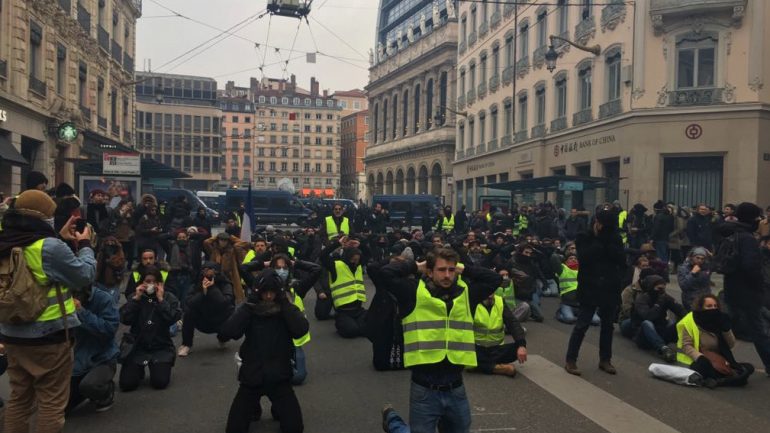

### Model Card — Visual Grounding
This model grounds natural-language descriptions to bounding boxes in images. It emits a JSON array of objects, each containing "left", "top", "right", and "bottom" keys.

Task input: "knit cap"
[{"left": 15, "top": 190, "right": 57, "bottom": 219}]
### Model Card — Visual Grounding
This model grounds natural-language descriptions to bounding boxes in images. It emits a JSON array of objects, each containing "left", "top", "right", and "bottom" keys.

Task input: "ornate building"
[
  {"left": 0, "top": 0, "right": 141, "bottom": 194},
  {"left": 365, "top": 0, "right": 458, "bottom": 203}
]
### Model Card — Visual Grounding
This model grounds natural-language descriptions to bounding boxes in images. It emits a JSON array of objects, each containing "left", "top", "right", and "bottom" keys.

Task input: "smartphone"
[{"left": 75, "top": 219, "right": 87, "bottom": 233}]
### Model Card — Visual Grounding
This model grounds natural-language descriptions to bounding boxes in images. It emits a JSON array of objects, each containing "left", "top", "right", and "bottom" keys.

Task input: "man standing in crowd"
[
  {"left": 321, "top": 203, "right": 351, "bottom": 242},
  {"left": 687, "top": 204, "right": 715, "bottom": 251}
]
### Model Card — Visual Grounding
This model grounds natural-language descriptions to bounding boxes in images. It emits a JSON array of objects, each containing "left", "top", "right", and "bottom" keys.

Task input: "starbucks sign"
[{"left": 57, "top": 121, "right": 79, "bottom": 142}]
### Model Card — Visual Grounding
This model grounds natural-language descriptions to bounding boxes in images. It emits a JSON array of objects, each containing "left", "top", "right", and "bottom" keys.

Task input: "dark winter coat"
[
  {"left": 718, "top": 222, "right": 763, "bottom": 306},
  {"left": 564, "top": 216, "right": 587, "bottom": 240},
  {"left": 686, "top": 214, "right": 715, "bottom": 250},
  {"left": 184, "top": 274, "right": 236, "bottom": 330},
  {"left": 119, "top": 291, "right": 182, "bottom": 365},
  {"left": 575, "top": 227, "right": 626, "bottom": 307},
  {"left": 651, "top": 211, "right": 675, "bottom": 242},
  {"left": 631, "top": 290, "right": 686, "bottom": 330}
]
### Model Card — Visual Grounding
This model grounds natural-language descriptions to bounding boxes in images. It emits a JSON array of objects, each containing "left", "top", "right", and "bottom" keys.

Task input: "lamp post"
[{"left": 544, "top": 35, "right": 601, "bottom": 73}]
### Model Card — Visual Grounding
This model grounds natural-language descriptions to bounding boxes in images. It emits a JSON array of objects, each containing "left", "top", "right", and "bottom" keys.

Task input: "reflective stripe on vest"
[
  {"left": 401, "top": 279, "right": 477, "bottom": 368},
  {"left": 442, "top": 215, "right": 455, "bottom": 231},
  {"left": 518, "top": 214, "right": 529, "bottom": 230},
  {"left": 495, "top": 282, "right": 517, "bottom": 310},
  {"left": 291, "top": 288, "right": 311, "bottom": 347},
  {"left": 325, "top": 216, "right": 350, "bottom": 240},
  {"left": 473, "top": 295, "right": 505, "bottom": 347},
  {"left": 24, "top": 239, "right": 76, "bottom": 322},
  {"left": 133, "top": 270, "right": 168, "bottom": 283},
  {"left": 558, "top": 265, "right": 578, "bottom": 297},
  {"left": 676, "top": 312, "right": 700, "bottom": 366},
  {"left": 329, "top": 260, "right": 365, "bottom": 308}
]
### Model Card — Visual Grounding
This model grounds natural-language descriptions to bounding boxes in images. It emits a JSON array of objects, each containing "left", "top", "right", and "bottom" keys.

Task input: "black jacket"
[
  {"left": 631, "top": 290, "right": 685, "bottom": 330},
  {"left": 564, "top": 216, "right": 586, "bottom": 240},
  {"left": 651, "top": 211, "right": 675, "bottom": 242},
  {"left": 718, "top": 222, "right": 763, "bottom": 305},
  {"left": 120, "top": 292, "right": 182, "bottom": 365},
  {"left": 219, "top": 300, "right": 309, "bottom": 387},
  {"left": 575, "top": 228, "right": 626, "bottom": 307},
  {"left": 185, "top": 274, "right": 236, "bottom": 328}
]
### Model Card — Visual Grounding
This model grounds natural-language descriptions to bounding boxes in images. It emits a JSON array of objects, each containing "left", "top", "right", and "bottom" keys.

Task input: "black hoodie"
[{"left": 717, "top": 221, "right": 763, "bottom": 304}]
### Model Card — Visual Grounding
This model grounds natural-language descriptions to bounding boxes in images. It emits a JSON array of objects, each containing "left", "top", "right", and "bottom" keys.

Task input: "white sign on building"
[{"left": 103, "top": 152, "right": 141, "bottom": 175}]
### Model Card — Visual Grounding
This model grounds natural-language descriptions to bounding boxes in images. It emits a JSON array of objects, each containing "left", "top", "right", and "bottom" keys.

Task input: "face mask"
[
  {"left": 43, "top": 217, "right": 55, "bottom": 228},
  {"left": 177, "top": 240, "right": 188, "bottom": 247},
  {"left": 276, "top": 268, "right": 289, "bottom": 282},
  {"left": 566, "top": 262, "right": 579, "bottom": 270},
  {"left": 145, "top": 284, "right": 156, "bottom": 295},
  {"left": 501, "top": 277, "right": 511, "bottom": 286}
]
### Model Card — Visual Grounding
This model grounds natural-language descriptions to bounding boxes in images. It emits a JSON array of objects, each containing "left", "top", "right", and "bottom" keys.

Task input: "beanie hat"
[
  {"left": 735, "top": 202, "right": 761, "bottom": 225},
  {"left": 641, "top": 274, "right": 666, "bottom": 292},
  {"left": 25, "top": 171, "right": 49, "bottom": 190},
  {"left": 55, "top": 182, "right": 76, "bottom": 198},
  {"left": 255, "top": 268, "right": 284, "bottom": 293},
  {"left": 653, "top": 200, "right": 666, "bottom": 211},
  {"left": 689, "top": 246, "right": 709, "bottom": 258},
  {"left": 15, "top": 190, "right": 57, "bottom": 219},
  {"left": 201, "top": 261, "right": 221, "bottom": 273},
  {"left": 595, "top": 209, "right": 617, "bottom": 229}
]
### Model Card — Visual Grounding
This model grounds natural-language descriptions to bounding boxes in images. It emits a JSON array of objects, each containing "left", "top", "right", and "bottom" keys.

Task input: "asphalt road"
[{"left": 2, "top": 277, "right": 769, "bottom": 433}]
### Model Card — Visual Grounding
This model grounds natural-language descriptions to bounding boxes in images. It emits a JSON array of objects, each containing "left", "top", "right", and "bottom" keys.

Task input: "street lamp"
[{"left": 544, "top": 35, "right": 601, "bottom": 73}]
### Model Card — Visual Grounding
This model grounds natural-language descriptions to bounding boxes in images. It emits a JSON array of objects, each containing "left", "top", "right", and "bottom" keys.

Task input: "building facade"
[
  {"left": 454, "top": 0, "right": 770, "bottom": 211},
  {"left": 365, "top": 0, "right": 459, "bottom": 203},
  {"left": 340, "top": 109, "right": 368, "bottom": 201},
  {"left": 220, "top": 97, "right": 255, "bottom": 188},
  {"left": 134, "top": 71, "right": 222, "bottom": 190},
  {"left": 0, "top": 0, "right": 140, "bottom": 194},
  {"left": 333, "top": 89, "right": 368, "bottom": 117}
]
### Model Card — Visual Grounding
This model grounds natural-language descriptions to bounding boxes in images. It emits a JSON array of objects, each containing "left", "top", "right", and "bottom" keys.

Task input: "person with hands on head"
[
  {"left": 118, "top": 267, "right": 182, "bottom": 392},
  {"left": 219, "top": 269, "right": 309, "bottom": 433},
  {"left": 176, "top": 262, "right": 236, "bottom": 357}
]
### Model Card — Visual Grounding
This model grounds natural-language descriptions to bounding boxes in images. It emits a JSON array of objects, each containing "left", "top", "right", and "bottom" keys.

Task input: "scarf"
[
  {"left": 0, "top": 212, "right": 57, "bottom": 256},
  {"left": 693, "top": 310, "right": 738, "bottom": 366}
]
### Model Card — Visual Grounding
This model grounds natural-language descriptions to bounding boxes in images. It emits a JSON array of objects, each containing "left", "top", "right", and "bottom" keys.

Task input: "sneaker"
[
  {"left": 564, "top": 361, "right": 581, "bottom": 376},
  {"left": 94, "top": 399, "right": 114, "bottom": 413},
  {"left": 658, "top": 346, "right": 676, "bottom": 363},
  {"left": 177, "top": 345, "right": 191, "bottom": 357},
  {"left": 598, "top": 360, "right": 617, "bottom": 375},
  {"left": 381, "top": 404, "right": 395, "bottom": 433},
  {"left": 492, "top": 363, "right": 517, "bottom": 377}
]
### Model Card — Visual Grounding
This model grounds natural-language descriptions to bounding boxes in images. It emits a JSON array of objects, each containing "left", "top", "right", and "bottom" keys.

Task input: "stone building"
[
  {"left": 340, "top": 109, "right": 368, "bottom": 201},
  {"left": 220, "top": 96, "right": 256, "bottom": 188}
]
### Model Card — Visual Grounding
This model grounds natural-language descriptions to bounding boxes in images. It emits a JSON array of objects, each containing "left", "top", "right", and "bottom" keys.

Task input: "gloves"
[{"left": 719, "top": 313, "right": 732, "bottom": 332}]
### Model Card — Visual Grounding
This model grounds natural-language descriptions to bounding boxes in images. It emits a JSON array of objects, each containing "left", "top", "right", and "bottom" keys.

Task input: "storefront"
[{"left": 0, "top": 97, "right": 51, "bottom": 195}]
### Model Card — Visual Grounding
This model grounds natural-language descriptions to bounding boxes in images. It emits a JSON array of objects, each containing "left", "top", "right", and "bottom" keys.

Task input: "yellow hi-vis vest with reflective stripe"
[
  {"left": 495, "top": 282, "right": 517, "bottom": 310},
  {"left": 325, "top": 216, "right": 349, "bottom": 240},
  {"left": 618, "top": 210, "right": 628, "bottom": 244},
  {"left": 133, "top": 270, "right": 168, "bottom": 283},
  {"left": 473, "top": 295, "right": 505, "bottom": 347},
  {"left": 24, "top": 239, "right": 76, "bottom": 322},
  {"left": 290, "top": 287, "right": 311, "bottom": 347},
  {"left": 676, "top": 312, "right": 700, "bottom": 365},
  {"left": 243, "top": 250, "right": 256, "bottom": 264},
  {"left": 402, "top": 279, "right": 477, "bottom": 368},
  {"left": 329, "top": 260, "right": 365, "bottom": 308},
  {"left": 442, "top": 215, "right": 455, "bottom": 232},
  {"left": 558, "top": 265, "right": 578, "bottom": 297}
]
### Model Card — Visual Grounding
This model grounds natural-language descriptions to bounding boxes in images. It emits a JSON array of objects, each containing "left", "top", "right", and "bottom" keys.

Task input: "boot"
[
  {"left": 564, "top": 361, "right": 581, "bottom": 376},
  {"left": 599, "top": 360, "right": 617, "bottom": 375},
  {"left": 381, "top": 404, "right": 395, "bottom": 432},
  {"left": 658, "top": 346, "right": 676, "bottom": 363},
  {"left": 492, "top": 363, "right": 517, "bottom": 377}
]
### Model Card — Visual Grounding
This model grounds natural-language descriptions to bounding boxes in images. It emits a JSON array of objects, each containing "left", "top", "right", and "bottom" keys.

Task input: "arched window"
[
  {"left": 439, "top": 72, "right": 448, "bottom": 126},
  {"left": 426, "top": 79, "right": 434, "bottom": 128},
  {"left": 414, "top": 84, "right": 421, "bottom": 132},
  {"left": 403, "top": 89, "right": 409, "bottom": 135},
  {"left": 373, "top": 103, "right": 379, "bottom": 144},
  {"left": 676, "top": 32, "right": 717, "bottom": 89},
  {"left": 606, "top": 47, "right": 622, "bottom": 101}
]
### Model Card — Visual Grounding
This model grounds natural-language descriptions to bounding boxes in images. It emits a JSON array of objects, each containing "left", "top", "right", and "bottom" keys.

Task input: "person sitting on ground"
[
  {"left": 472, "top": 293, "right": 527, "bottom": 378},
  {"left": 118, "top": 267, "right": 182, "bottom": 392},
  {"left": 177, "top": 262, "right": 235, "bottom": 358},
  {"left": 630, "top": 274, "right": 686, "bottom": 363},
  {"left": 619, "top": 267, "right": 658, "bottom": 337},
  {"left": 494, "top": 265, "right": 530, "bottom": 323},
  {"left": 555, "top": 254, "right": 600, "bottom": 326},
  {"left": 676, "top": 294, "right": 755, "bottom": 388},
  {"left": 677, "top": 247, "right": 713, "bottom": 311}
]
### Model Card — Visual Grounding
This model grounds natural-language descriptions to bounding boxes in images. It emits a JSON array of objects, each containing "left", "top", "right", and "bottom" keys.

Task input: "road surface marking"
[
  {"left": 520, "top": 355, "right": 682, "bottom": 433},
  {"left": 471, "top": 429, "right": 518, "bottom": 432}
]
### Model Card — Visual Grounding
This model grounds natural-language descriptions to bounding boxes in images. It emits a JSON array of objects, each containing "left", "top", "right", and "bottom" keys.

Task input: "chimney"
[
  {"left": 290, "top": 74, "right": 296, "bottom": 91},
  {"left": 323, "top": 89, "right": 328, "bottom": 98},
  {"left": 310, "top": 77, "right": 319, "bottom": 97}
]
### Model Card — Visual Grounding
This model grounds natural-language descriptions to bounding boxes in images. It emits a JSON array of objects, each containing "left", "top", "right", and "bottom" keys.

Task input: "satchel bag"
[{"left": 702, "top": 350, "right": 735, "bottom": 376}]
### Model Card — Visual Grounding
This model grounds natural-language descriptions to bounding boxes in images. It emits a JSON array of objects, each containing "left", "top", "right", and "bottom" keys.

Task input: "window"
[
  {"left": 536, "top": 86, "right": 546, "bottom": 125},
  {"left": 97, "top": 78, "right": 105, "bottom": 118},
  {"left": 56, "top": 44, "right": 66, "bottom": 95},
  {"left": 461, "top": 16, "right": 467, "bottom": 42},
  {"left": 468, "top": 118, "right": 475, "bottom": 147},
  {"left": 459, "top": 70, "right": 466, "bottom": 96},
  {"left": 578, "top": 65, "right": 592, "bottom": 109},
  {"left": 426, "top": 79, "right": 434, "bottom": 129},
  {"left": 315, "top": 163, "right": 321, "bottom": 172},
  {"left": 676, "top": 34, "right": 717, "bottom": 89},
  {"left": 458, "top": 123, "right": 465, "bottom": 150},
  {"left": 281, "top": 148, "right": 288, "bottom": 157},
  {"left": 269, "top": 148, "right": 276, "bottom": 157},
  {"left": 304, "top": 163, "right": 310, "bottom": 172},
  {"left": 258, "top": 161, "right": 265, "bottom": 170},
  {"left": 315, "top": 125, "right": 322, "bottom": 133},
  {"left": 326, "top": 138, "right": 333, "bottom": 146},
  {"left": 479, "top": 112, "right": 486, "bottom": 145},
  {"left": 581, "top": 0, "right": 593, "bottom": 19},
  {"left": 29, "top": 21, "right": 43, "bottom": 82},
  {"left": 326, "top": 163, "right": 332, "bottom": 173},
  {"left": 402, "top": 90, "right": 409, "bottom": 135},
  {"left": 327, "top": 114, "right": 334, "bottom": 120},
  {"left": 504, "top": 100, "right": 513, "bottom": 135},
  {"left": 492, "top": 46, "right": 500, "bottom": 77},
  {"left": 519, "top": 24, "right": 529, "bottom": 60},
  {"left": 281, "top": 136, "right": 288, "bottom": 144},
  {"left": 293, "top": 149, "right": 299, "bottom": 157},
  {"left": 555, "top": 75, "right": 567, "bottom": 118},
  {"left": 537, "top": 11, "right": 548, "bottom": 48},
  {"left": 558, "top": 0, "right": 568, "bottom": 34},
  {"left": 480, "top": 54, "right": 488, "bottom": 86},
  {"left": 505, "top": 34, "right": 513, "bottom": 67},
  {"left": 518, "top": 94, "right": 528, "bottom": 131},
  {"left": 413, "top": 86, "right": 420, "bottom": 132},
  {"left": 469, "top": 63, "right": 476, "bottom": 91},
  {"left": 326, "top": 126, "right": 334, "bottom": 133},
  {"left": 606, "top": 50, "right": 622, "bottom": 101},
  {"left": 281, "top": 162, "right": 287, "bottom": 172},
  {"left": 232, "top": 115, "right": 239, "bottom": 123},
  {"left": 315, "top": 137, "right": 322, "bottom": 145},
  {"left": 269, "top": 162, "right": 276, "bottom": 171},
  {"left": 490, "top": 107, "right": 498, "bottom": 139},
  {"left": 470, "top": 6, "right": 477, "bottom": 34}
]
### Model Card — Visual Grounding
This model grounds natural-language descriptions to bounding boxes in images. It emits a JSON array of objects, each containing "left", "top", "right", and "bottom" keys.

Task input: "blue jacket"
[{"left": 73, "top": 288, "right": 119, "bottom": 377}]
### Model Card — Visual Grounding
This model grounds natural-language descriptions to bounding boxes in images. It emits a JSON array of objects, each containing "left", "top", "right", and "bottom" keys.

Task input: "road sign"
[
  {"left": 103, "top": 152, "right": 140, "bottom": 175},
  {"left": 558, "top": 180, "right": 584, "bottom": 191}
]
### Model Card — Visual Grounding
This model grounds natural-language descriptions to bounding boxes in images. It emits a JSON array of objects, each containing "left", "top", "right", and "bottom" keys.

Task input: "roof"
[
  {"left": 483, "top": 175, "right": 609, "bottom": 194},
  {"left": 333, "top": 89, "right": 366, "bottom": 97},
  {"left": 136, "top": 71, "right": 216, "bottom": 82}
]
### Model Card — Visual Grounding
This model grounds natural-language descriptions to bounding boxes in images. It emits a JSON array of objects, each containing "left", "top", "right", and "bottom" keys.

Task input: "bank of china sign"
[
  {"left": 553, "top": 134, "right": 616, "bottom": 157},
  {"left": 103, "top": 152, "right": 141, "bottom": 175}
]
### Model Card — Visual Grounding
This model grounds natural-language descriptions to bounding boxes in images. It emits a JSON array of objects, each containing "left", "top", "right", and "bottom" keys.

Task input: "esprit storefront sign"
[
  {"left": 0, "top": 108, "right": 7, "bottom": 122},
  {"left": 553, "top": 134, "right": 616, "bottom": 157}
]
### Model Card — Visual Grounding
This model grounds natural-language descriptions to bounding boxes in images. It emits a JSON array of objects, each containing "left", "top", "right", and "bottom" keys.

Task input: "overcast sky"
[{"left": 136, "top": 0, "right": 378, "bottom": 92}]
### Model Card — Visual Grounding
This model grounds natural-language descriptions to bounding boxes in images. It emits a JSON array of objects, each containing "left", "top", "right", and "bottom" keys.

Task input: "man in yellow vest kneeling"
[{"left": 472, "top": 293, "right": 528, "bottom": 377}]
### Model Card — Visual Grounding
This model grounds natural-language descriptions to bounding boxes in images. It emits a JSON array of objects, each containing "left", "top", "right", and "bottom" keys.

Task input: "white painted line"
[
  {"left": 519, "top": 355, "right": 682, "bottom": 433},
  {"left": 470, "top": 429, "right": 518, "bottom": 432},
  {"left": 471, "top": 412, "right": 509, "bottom": 416}
]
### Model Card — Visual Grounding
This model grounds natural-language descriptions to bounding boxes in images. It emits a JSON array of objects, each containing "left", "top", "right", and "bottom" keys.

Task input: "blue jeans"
[
  {"left": 385, "top": 410, "right": 411, "bottom": 433},
  {"left": 653, "top": 240, "right": 670, "bottom": 264},
  {"left": 529, "top": 280, "right": 544, "bottom": 320},
  {"left": 620, "top": 319, "right": 634, "bottom": 338},
  {"left": 635, "top": 320, "right": 676, "bottom": 350},
  {"left": 542, "top": 279, "right": 559, "bottom": 297},
  {"left": 557, "top": 304, "right": 600, "bottom": 325},
  {"left": 409, "top": 382, "right": 471, "bottom": 433},
  {"left": 292, "top": 346, "right": 307, "bottom": 385},
  {"left": 169, "top": 272, "right": 192, "bottom": 305}
]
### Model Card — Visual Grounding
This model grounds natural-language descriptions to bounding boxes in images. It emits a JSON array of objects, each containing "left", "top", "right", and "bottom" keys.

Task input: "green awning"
[{"left": 483, "top": 175, "right": 609, "bottom": 194}]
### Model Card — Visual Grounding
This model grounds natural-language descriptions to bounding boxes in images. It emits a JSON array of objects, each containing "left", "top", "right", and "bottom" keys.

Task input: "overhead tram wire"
[
  {"left": 457, "top": 1, "right": 634, "bottom": 5},
  {"left": 309, "top": 16, "right": 368, "bottom": 60},
  {"left": 303, "top": 19, "right": 368, "bottom": 71},
  {"left": 259, "top": 14, "right": 274, "bottom": 80},
  {"left": 280, "top": 19, "right": 304, "bottom": 79}
]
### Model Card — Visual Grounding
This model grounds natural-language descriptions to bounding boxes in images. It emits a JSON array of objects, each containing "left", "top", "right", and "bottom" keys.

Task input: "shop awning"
[
  {"left": 0, "top": 135, "right": 28, "bottom": 166},
  {"left": 483, "top": 175, "right": 609, "bottom": 194}
]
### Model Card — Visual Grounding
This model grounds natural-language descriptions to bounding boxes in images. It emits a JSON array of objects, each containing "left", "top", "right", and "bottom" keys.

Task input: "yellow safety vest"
[
  {"left": 133, "top": 269, "right": 168, "bottom": 283},
  {"left": 442, "top": 215, "right": 455, "bottom": 232},
  {"left": 402, "top": 279, "right": 477, "bottom": 368},
  {"left": 288, "top": 246, "right": 295, "bottom": 258},
  {"left": 24, "top": 239, "right": 76, "bottom": 322},
  {"left": 291, "top": 287, "right": 311, "bottom": 347},
  {"left": 473, "top": 295, "right": 505, "bottom": 347},
  {"left": 558, "top": 265, "right": 578, "bottom": 297},
  {"left": 328, "top": 260, "right": 365, "bottom": 308},
  {"left": 243, "top": 250, "right": 256, "bottom": 264},
  {"left": 676, "top": 312, "right": 700, "bottom": 366},
  {"left": 325, "top": 216, "right": 350, "bottom": 240},
  {"left": 618, "top": 210, "right": 628, "bottom": 244},
  {"left": 495, "top": 281, "right": 517, "bottom": 310}
]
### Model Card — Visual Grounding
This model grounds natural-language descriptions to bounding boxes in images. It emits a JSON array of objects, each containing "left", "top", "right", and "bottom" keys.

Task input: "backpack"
[
  {"left": 0, "top": 247, "right": 50, "bottom": 324},
  {"left": 712, "top": 234, "right": 740, "bottom": 275}
]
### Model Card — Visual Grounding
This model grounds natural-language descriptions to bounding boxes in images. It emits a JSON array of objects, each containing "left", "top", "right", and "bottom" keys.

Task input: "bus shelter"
[{"left": 483, "top": 175, "right": 609, "bottom": 211}]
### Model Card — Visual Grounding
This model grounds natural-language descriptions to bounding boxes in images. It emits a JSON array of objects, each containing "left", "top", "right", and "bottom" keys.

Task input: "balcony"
[
  {"left": 551, "top": 117, "right": 567, "bottom": 132},
  {"left": 516, "top": 56, "right": 530, "bottom": 78},
  {"left": 477, "top": 82, "right": 487, "bottom": 99},
  {"left": 667, "top": 88, "right": 724, "bottom": 106},
  {"left": 650, "top": 0, "right": 746, "bottom": 34},
  {"left": 479, "top": 21, "right": 489, "bottom": 37},
  {"left": 502, "top": 66, "right": 513, "bottom": 85},
  {"left": 553, "top": 30, "right": 571, "bottom": 54},
  {"left": 77, "top": 3, "right": 91, "bottom": 34},
  {"left": 573, "top": 107, "right": 593, "bottom": 126},
  {"left": 468, "top": 31, "right": 477, "bottom": 47},
  {"left": 111, "top": 40, "right": 122, "bottom": 63},
  {"left": 456, "top": 150, "right": 465, "bottom": 160},
  {"left": 457, "top": 94, "right": 466, "bottom": 110},
  {"left": 459, "top": 40, "right": 466, "bottom": 55},
  {"left": 514, "top": 130, "right": 528, "bottom": 142},
  {"left": 58, "top": 0, "right": 71, "bottom": 14},
  {"left": 574, "top": 15, "right": 596, "bottom": 46},
  {"left": 466, "top": 147, "right": 475, "bottom": 157},
  {"left": 490, "top": 10, "right": 501, "bottom": 28},
  {"left": 487, "top": 138, "right": 498, "bottom": 151},
  {"left": 601, "top": 0, "right": 627, "bottom": 32},
  {"left": 477, "top": 142, "right": 486, "bottom": 154},
  {"left": 501, "top": 135, "right": 512, "bottom": 147},
  {"left": 466, "top": 89, "right": 476, "bottom": 105},
  {"left": 504, "top": 3, "right": 515, "bottom": 17},
  {"left": 531, "top": 124, "right": 546, "bottom": 138},
  {"left": 112, "top": 124, "right": 120, "bottom": 137},
  {"left": 599, "top": 99, "right": 623, "bottom": 119},
  {"left": 80, "top": 105, "right": 92, "bottom": 121},
  {"left": 28, "top": 75, "right": 47, "bottom": 97},
  {"left": 124, "top": 53, "right": 134, "bottom": 73},
  {"left": 98, "top": 116, "right": 107, "bottom": 129},
  {"left": 98, "top": 26, "right": 109, "bottom": 52},
  {"left": 489, "top": 74, "right": 499, "bottom": 92},
  {"left": 0, "top": 59, "right": 7, "bottom": 79},
  {"left": 533, "top": 45, "right": 547, "bottom": 70}
]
